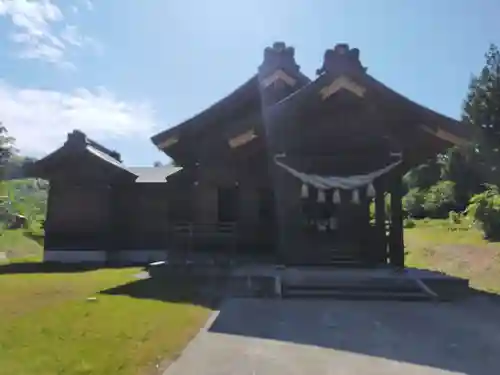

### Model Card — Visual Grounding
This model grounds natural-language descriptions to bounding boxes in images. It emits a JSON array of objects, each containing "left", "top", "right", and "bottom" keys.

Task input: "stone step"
[
  {"left": 286, "top": 259, "right": 365, "bottom": 267},
  {"left": 281, "top": 274, "right": 434, "bottom": 300},
  {"left": 282, "top": 287, "right": 431, "bottom": 301},
  {"left": 328, "top": 259, "right": 363, "bottom": 266},
  {"left": 284, "top": 281, "right": 421, "bottom": 293}
]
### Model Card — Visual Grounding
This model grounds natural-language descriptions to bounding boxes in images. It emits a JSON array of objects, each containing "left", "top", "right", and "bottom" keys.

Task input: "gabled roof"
[
  {"left": 150, "top": 42, "right": 470, "bottom": 169},
  {"left": 266, "top": 44, "right": 471, "bottom": 160},
  {"left": 151, "top": 76, "right": 259, "bottom": 148},
  {"left": 85, "top": 144, "right": 128, "bottom": 171},
  {"left": 151, "top": 42, "right": 311, "bottom": 161},
  {"left": 29, "top": 130, "right": 133, "bottom": 180},
  {"left": 29, "top": 130, "right": 185, "bottom": 184}
]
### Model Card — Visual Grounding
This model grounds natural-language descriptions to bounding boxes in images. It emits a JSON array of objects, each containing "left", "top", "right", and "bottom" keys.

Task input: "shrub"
[
  {"left": 423, "top": 181, "right": 456, "bottom": 218},
  {"left": 403, "top": 218, "right": 416, "bottom": 228},
  {"left": 466, "top": 185, "right": 500, "bottom": 239},
  {"left": 448, "top": 211, "right": 462, "bottom": 225},
  {"left": 403, "top": 188, "right": 426, "bottom": 218}
]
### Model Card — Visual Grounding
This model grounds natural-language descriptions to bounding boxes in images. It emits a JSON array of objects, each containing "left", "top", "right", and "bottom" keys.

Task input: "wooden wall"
[
  {"left": 45, "top": 182, "right": 111, "bottom": 250},
  {"left": 43, "top": 153, "right": 277, "bottom": 254},
  {"left": 134, "top": 184, "right": 170, "bottom": 249},
  {"left": 192, "top": 160, "right": 276, "bottom": 252}
]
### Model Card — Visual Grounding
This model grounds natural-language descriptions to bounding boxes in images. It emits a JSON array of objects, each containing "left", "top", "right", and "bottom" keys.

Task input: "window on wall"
[{"left": 217, "top": 186, "right": 239, "bottom": 222}]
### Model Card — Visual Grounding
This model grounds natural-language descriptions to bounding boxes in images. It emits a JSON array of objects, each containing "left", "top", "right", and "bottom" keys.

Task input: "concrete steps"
[
  {"left": 289, "top": 249, "right": 366, "bottom": 267},
  {"left": 282, "top": 287, "right": 431, "bottom": 301},
  {"left": 282, "top": 274, "right": 435, "bottom": 301}
]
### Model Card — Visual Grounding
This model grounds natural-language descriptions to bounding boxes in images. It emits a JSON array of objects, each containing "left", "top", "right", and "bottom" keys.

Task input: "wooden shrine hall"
[{"left": 31, "top": 42, "right": 469, "bottom": 266}]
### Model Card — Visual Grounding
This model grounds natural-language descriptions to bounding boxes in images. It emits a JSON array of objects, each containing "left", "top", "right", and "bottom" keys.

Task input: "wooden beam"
[
  {"left": 319, "top": 75, "right": 366, "bottom": 100},
  {"left": 157, "top": 136, "right": 179, "bottom": 149},
  {"left": 228, "top": 129, "right": 258, "bottom": 149},
  {"left": 260, "top": 69, "right": 297, "bottom": 88},
  {"left": 420, "top": 125, "right": 468, "bottom": 146}
]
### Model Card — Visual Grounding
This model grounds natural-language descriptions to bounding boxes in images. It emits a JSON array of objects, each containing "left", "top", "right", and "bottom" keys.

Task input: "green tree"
[
  {"left": 403, "top": 157, "right": 441, "bottom": 191},
  {"left": 423, "top": 180, "right": 457, "bottom": 218},
  {"left": 467, "top": 185, "right": 500, "bottom": 240},
  {"left": 0, "top": 124, "right": 15, "bottom": 181},
  {"left": 440, "top": 145, "right": 482, "bottom": 209},
  {"left": 403, "top": 188, "right": 426, "bottom": 218},
  {"left": 462, "top": 44, "right": 500, "bottom": 184}
]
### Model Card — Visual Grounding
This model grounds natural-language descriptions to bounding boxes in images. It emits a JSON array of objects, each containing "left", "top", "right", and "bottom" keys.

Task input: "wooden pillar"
[
  {"left": 359, "top": 191, "right": 373, "bottom": 265},
  {"left": 271, "top": 164, "right": 303, "bottom": 264},
  {"left": 374, "top": 180, "right": 387, "bottom": 263},
  {"left": 238, "top": 185, "right": 259, "bottom": 250},
  {"left": 195, "top": 183, "right": 218, "bottom": 224},
  {"left": 389, "top": 170, "right": 404, "bottom": 268}
]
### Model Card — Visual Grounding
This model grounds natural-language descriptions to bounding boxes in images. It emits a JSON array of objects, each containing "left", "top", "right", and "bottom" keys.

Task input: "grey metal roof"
[
  {"left": 86, "top": 145, "right": 130, "bottom": 172},
  {"left": 127, "top": 165, "right": 182, "bottom": 183}
]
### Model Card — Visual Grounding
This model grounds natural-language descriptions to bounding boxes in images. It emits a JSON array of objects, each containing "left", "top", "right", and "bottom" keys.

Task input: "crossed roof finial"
[
  {"left": 258, "top": 41, "right": 300, "bottom": 77},
  {"left": 316, "top": 43, "right": 367, "bottom": 76}
]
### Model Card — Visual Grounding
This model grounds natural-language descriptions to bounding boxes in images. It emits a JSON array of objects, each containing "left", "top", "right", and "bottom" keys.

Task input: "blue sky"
[{"left": 0, "top": 0, "right": 498, "bottom": 166}]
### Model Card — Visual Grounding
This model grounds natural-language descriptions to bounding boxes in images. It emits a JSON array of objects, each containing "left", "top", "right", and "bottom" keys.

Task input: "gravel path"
[{"left": 164, "top": 297, "right": 500, "bottom": 375}]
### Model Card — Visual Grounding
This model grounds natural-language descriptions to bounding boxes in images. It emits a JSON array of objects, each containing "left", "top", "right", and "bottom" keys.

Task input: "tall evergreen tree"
[
  {"left": 462, "top": 44, "right": 500, "bottom": 184},
  {"left": 0, "top": 124, "right": 15, "bottom": 181}
]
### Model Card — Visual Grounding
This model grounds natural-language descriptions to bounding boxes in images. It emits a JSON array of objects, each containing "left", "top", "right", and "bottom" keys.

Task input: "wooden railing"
[{"left": 170, "top": 222, "right": 237, "bottom": 253}]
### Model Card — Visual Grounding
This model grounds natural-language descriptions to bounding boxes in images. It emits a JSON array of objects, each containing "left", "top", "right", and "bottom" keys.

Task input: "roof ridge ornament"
[
  {"left": 258, "top": 41, "right": 300, "bottom": 78},
  {"left": 65, "top": 129, "right": 122, "bottom": 162},
  {"left": 316, "top": 43, "right": 367, "bottom": 76},
  {"left": 66, "top": 129, "right": 87, "bottom": 149}
]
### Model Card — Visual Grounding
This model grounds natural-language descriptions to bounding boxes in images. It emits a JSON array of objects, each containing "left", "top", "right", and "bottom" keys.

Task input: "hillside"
[
  {"left": 0, "top": 154, "right": 47, "bottom": 227},
  {"left": 0, "top": 178, "right": 47, "bottom": 226},
  {"left": 0, "top": 229, "right": 43, "bottom": 262}
]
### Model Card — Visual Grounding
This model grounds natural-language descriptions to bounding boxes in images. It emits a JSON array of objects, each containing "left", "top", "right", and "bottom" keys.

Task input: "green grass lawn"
[
  {"left": 0, "top": 264, "right": 212, "bottom": 375},
  {"left": 405, "top": 219, "right": 500, "bottom": 294},
  {"left": 0, "top": 229, "right": 43, "bottom": 262}
]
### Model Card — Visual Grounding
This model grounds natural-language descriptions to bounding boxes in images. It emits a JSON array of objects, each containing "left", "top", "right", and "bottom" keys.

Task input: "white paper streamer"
[
  {"left": 301, "top": 183, "right": 309, "bottom": 198},
  {"left": 333, "top": 189, "right": 341, "bottom": 204},
  {"left": 317, "top": 189, "right": 326, "bottom": 203},
  {"left": 352, "top": 189, "right": 360, "bottom": 204},
  {"left": 367, "top": 183, "right": 376, "bottom": 198}
]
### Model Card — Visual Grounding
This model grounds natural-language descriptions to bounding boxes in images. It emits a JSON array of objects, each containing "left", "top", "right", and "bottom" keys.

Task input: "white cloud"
[
  {"left": 0, "top": 82, "right": 160, "bottom": 156},
  {"left": 61, "top": 24, "right": 91, "bottom": 47},
  {"left": 81, "top": 0, "right": 93, "bottom": 11},
  {"left": 0, "top": 0, "right": 97, "bottom": 67}
]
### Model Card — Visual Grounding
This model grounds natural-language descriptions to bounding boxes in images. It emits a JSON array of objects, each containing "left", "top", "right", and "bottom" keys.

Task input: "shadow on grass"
[
  {"left": 100, "top": 275, "right": 222, "bottom": 309},
  {"left": 0, "top": 262, "right": 132, "bottom": 275}
]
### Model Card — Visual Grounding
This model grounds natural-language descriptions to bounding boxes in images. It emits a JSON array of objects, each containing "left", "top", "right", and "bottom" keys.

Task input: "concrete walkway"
[{"left": 164, "top": 297, "right": 500, "bottom": 375}]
